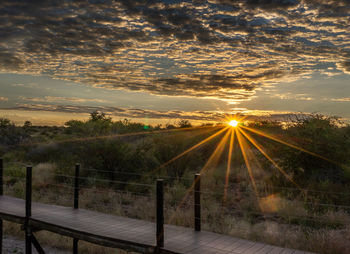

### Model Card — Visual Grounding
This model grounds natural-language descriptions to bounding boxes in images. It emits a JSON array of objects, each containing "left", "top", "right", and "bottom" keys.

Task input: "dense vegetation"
[{"left": 1, "top": 112, "right": 350, "bottom": 253}]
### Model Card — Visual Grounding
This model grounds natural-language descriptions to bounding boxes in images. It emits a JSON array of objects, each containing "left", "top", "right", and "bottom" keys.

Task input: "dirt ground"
[{"left": 3, "top": 235, "right": 69, "bottom": 254}]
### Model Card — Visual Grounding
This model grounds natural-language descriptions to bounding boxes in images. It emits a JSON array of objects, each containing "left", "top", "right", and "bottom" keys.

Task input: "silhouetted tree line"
[{"left": 64, "top": 111, "right": 192, "bottom": 136}]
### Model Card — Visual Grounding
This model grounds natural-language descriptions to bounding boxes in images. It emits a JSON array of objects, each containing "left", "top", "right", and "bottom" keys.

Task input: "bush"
[{"left": 0, "top": 118, "right": 29, "bottom": 146}]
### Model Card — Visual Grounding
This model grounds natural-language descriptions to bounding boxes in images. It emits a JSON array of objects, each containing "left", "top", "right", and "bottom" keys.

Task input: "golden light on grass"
[
  {"left": 224, "top": 128, "right": 234, "bottom": 203},
  {"left": 149, "top": 115, "right": 340, "bottom": 223},
  {"left": 229, "top": 119, "right": 239, "bottom": 127},
  {"left": 237, "top": 127, "right": 305, "bottom": 193},
  {"left": 240, "top": 125, "right": 340, "bottom": 166}
]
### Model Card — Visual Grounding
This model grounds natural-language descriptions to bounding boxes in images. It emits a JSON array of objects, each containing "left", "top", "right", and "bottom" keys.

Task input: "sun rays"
[
  {"left": 160, "top": 115, "right": 343, "bottom": 223},
  {"left": 223, "top": 128, "right": 234, "bottom": 203},
  {"left": 240, "top": 125, "right": 340, "bottom": 167},
  {"left": 237, "top": 128, "right": 304, "bottom": 193}
]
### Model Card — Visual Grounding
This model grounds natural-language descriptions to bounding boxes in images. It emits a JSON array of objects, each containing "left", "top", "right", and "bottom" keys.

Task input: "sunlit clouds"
[{"left": 0, "top": 0, "right": 349, "bottom": 123}]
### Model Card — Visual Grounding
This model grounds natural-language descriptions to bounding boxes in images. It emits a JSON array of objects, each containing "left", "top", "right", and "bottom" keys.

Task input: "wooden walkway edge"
[
  {"left": 0, "top": 196, "right": 315, "bottom": 254},
  {"left": 0, "top": 161, "right": 315, "bottom": 254}
]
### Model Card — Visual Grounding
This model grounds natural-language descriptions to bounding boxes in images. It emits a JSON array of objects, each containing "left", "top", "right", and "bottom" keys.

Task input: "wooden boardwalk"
[{"left": 0, "top": 195, "right": 315, "bottom": 254}]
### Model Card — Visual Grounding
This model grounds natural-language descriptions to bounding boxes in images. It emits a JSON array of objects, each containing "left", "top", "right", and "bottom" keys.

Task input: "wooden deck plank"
[
  {"left": 253, "top": 245, "right": 275, "bottom": 254},
  {"left": 280, "top": 249, "right": 296, "bottom": 254},
  {"left": 220, "top": 237, "right": 241, "bottom": 251},
  {"left": 232, "top": 239, "right": 256, "bottom": 253},
  {"left": 0, "top": 196, "right": 25, "bottom": 223},
  {"left": 0, "top": 196, "right": 316, "bottom": 254},
  {"left": 185, "top": 246, "right": 229, "bottom": 254},
  {"left": 223, "top": 238, "right": 247, "bottom": 252},
  {"left": 268, "top": 247, "right": 285, "bottom": 254},
  {"left": 243, "top": 243, "right": 266, "bottom": 254}
]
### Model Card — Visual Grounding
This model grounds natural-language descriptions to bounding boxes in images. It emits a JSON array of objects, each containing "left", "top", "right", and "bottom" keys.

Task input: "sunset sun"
[{"left": 229, "top": 120, "right": 239, "bottom": 127}]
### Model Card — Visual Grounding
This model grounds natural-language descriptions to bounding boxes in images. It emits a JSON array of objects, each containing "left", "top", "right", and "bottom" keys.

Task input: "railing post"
[
  {"left": 74, "top": 164, "right": 80, "bottom": 209},
  {"left": 156, "top": 179, "right": 164, "bottom": 249},
  {"left": 73, "top": 164, "right": 80, "bottom": 254},
  {"left": 0, "top": 158, "right": 3, "bottom": 254},
  {"left": 194, "top": 173, "right": 201, "bottom": 231},
  {"left": 0, "top": 158, "right": 3, "bottom": 195},
  {"left": 25, "top": 166, "right": 32, "bottom": 254}
]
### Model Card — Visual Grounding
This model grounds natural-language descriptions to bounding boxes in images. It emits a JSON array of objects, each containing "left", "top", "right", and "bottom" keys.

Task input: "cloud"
[
  {"left": 331, "top": 97, "right": 350, "bottom": 102},
  {"left": 0, "top": 51, "right": 24, "bottom": 71},
  {"left": 212, "top": 0, "right": 300, "bottom": 11},
  {"left": 6, "top": 103, "right": 225, "bottom": 121},
  {"left": 18, "top": 96, "right": 107, "bottom": 103},
  {"left": 337, "top": 61, "right": 350, "bottom": 74},
  {"left": 11, "top": 83, "right": 39, "bottom": 88},
  {"left": 275, "top": 93, "right": 314, "bottom": 101},
  {"left": 0, "top": 0, "right": 349, "bottom": 103},
  {"left": 2, "top": 102, "right": 315, "bottom": 124}
]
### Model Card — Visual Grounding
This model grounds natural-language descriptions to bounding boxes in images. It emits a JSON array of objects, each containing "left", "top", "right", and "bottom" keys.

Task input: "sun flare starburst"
[
  {"left": 148, "top": 115, "right": 339, "bottom": 225},
  {"left": 229, "top": 120, "right": 239, "bottom": 127}
]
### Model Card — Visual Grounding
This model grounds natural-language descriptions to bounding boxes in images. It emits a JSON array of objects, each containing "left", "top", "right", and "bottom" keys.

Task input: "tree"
[
  {"left": 64, "top": 120, "right": 85, "bottom": 135},
  {"left": 0, "top": 118, "right": 11, "bottom": 128},
  {"left": 23, "top": 121, "right": 32, "bottom": 128},
  {"left": 89, "top": 111, "right": 111, "bottom": 122},
  {"left": 0, "top": 118, "right": 28, "bottom": 145},
  {"left": 154, "top": 124, "right": 162, "bottom": 130},
  {"left": 166, "top": 123, "right": 176, "bottom": 129},
  {"left": 177, "top": 120, "right": 192, "bottom": 128}
]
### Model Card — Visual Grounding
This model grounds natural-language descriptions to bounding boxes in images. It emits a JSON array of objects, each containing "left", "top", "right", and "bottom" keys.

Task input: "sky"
[{"left": 0, "top": 0, "right": 349, "bottom": 126}]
